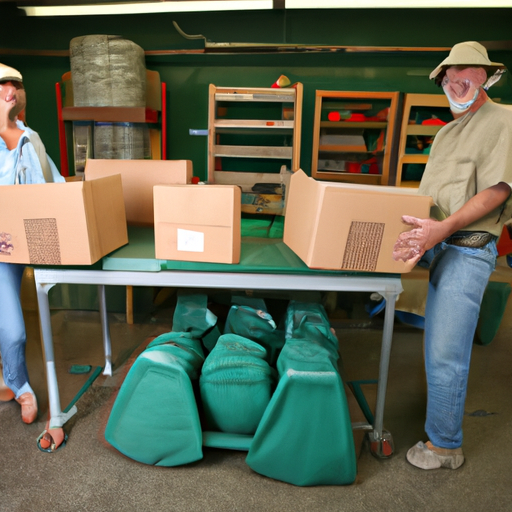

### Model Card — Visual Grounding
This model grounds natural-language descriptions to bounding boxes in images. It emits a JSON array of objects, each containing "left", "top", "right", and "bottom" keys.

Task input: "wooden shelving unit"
[
  {"left": 208, "top": 85, "right": 302, "bottom": 177},
  {"left": 395, "top": 93, "right": 450, "bottom": 187},
  {"left": 311, "top": 91, "right": 400, "bottom": 186},
  {"left": 207, "top": 84, "right": 303, "bottom": 215}
]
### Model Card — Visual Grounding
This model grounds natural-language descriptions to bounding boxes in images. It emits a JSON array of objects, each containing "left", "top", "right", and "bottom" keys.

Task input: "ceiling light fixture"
[
  {"left": 18, "top": 0, "right": 512, "bottom": 16},
  {"left": 286, "top": 0, "right": 512, "bottom": 7},
  {"left": 19, "top": 1, "right": 274, "bottom": 17}
]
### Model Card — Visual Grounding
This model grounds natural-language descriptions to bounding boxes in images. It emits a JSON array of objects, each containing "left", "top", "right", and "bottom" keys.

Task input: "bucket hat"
[
  {"left": 430, "top": 41, "right": 506, "bottom": 82},
  {"left": 0, "top": 63, "right": 22, "bottom": 83}
]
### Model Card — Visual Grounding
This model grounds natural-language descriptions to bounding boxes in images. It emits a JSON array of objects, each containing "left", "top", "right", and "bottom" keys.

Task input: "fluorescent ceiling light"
[
  {"left": 287, "top": 0, "right": 512, "bottom": 6},
  {"left": 20, "top": 1, "right": 273, "bottom": 16},
  {"left": 19, "top": 0, "right": 512, "bottom": 16}
]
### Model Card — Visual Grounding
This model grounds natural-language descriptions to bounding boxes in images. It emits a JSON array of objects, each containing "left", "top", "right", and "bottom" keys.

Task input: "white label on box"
[{"left": 177, "top": 228, "right": 204, "bottom": 253}]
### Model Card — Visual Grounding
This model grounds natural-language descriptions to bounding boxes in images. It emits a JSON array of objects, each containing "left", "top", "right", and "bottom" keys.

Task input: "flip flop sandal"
[{"left": 36, "top": 429, "right": 68, "bottom": 453}]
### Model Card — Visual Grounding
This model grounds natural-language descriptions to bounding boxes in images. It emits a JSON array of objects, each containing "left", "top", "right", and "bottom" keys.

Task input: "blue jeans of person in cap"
[
  {"left": 419, "top": 239, "right": 497, "bottom": 449},
  {"left": 0, "top": 262, "right": 33, "bottom": 398}
]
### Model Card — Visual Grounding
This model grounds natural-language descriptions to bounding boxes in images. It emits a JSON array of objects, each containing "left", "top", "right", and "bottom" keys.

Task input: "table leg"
[
  {"left": 368, "top": 290, "right": 397, "bottom": 458},
  {"left": 35, "top": 279, "right": 77, "bottom": 429},
  {"left": 98, "top": 285, "right": 112, "bottom": 376}
]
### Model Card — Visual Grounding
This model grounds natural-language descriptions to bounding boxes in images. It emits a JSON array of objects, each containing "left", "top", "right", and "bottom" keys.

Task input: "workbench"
[{"left": 34, "top": 226, "right": 403, "bottom": 457}]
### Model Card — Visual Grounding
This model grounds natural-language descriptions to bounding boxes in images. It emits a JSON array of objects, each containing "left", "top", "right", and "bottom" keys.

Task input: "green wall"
[{"left": 2, "top": 4, "right": 512, "bottom": 179}]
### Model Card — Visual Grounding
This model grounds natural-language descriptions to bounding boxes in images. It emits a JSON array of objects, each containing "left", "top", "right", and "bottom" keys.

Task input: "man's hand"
[{"left": 392, "top": 216, "right": 449, "bottom": 264}]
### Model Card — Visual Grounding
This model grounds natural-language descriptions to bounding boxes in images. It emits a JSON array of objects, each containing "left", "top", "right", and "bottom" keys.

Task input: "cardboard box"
[
  {"left": 283, "top": 170, "right": 432, "bottom": 273},
  {"left": 0, "top": 175, "right": 127, "bottom": 266},
  {"left": 85, "top": 159, "right": 193, "bottom": 226},
  {"left": 154, "top": 184, "right": 241, "bottom": 264}
]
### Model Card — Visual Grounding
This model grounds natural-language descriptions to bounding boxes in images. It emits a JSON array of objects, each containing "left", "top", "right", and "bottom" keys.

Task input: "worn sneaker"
[{"left": 406, "top": 441, "right": 464, "bottom": 470}]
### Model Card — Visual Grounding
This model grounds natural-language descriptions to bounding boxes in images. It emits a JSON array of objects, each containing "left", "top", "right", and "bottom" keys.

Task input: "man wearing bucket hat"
[
  {"left": 393, "top": 42, "right": 512, "bottom": 470},
  {"left": 0, "top": 63, "right": 64, "bottom": 427}
]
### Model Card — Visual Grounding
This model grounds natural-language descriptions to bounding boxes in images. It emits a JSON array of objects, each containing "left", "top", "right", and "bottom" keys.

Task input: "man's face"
[{"left": 441, "top": 66, "right": 486, "bottom": 105}]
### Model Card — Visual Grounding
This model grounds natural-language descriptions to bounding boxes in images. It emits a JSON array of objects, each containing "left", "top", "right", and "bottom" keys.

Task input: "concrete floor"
[{"left": 1, "top": 263, "right": 512, "bottom": 512}]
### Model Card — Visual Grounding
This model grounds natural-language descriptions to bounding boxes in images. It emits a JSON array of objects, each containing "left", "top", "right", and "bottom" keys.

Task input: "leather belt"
[{"left": 446, "top": 231, "right": 497, "bottom": 248}]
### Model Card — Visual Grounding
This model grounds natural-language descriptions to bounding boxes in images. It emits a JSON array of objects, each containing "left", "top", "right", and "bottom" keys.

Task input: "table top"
[{"left": 101, "top": 226, "right": 397, "bottom": 279}]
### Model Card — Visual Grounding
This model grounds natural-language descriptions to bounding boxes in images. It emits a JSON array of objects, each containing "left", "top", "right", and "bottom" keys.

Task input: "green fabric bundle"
[
  {"left": 224, "top": 304, "right": 285, "bottom": 366},
  {"left": 246, "top": 302, "right": 356, "bottom": 486},
  {"left": 104, "top": 332, "right": 205, "bottom": 466},
  {"left": 200, "top": 334, "right": 274, "bottom": 435}
]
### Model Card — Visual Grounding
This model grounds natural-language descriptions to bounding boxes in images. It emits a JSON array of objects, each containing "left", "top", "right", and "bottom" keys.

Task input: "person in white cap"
[
  {"left": 393, "top": 42, "right": 512, "bottom": 470},
  {"left": 0, "top": 63, "right": 64, "bottom": 427}
]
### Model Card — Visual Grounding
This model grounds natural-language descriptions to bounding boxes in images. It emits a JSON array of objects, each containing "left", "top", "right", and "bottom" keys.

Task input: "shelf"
[
  {"left": 311, "top": 90, "right": 400, "bottom": 185},
  {"left": 398, "top": 180, "right": 421, "bottom": 188},
  {"left": 399, "top": 154, "right": 429, "bottom": 164},
  {"left": 214, "top": 145, "right": 293, "bottom": 159},
  {"left": 214, "top": 88, "right": 297, "bottom": 103},
  {"left": 214, "top": 119, "right": 294, "bottom": 129},
  {"left": 395, "top": 93, "right": 450, "bottom": 187},
  {"left": 319, "top": 121, "right": 387, "bottom": 129},
  {"left": 61, "top": 106, "right": 159, "bottom": 123},
  {"left": 208, "top": 84, "right": 303, "bottom": 188},
  {"left": 313, "top": 170, "right": 382, "bottom": 185},
  {"left": 319, "top": 145, "right": 369, "bottom": 153},
  {"left": 405, "top": 124, "right": 445, "bottom": 136}
]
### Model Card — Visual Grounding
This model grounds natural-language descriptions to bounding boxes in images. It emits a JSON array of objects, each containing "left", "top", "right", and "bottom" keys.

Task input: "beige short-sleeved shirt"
[{"left": 419, "top": 100, "right": 512, "bottom": 236}]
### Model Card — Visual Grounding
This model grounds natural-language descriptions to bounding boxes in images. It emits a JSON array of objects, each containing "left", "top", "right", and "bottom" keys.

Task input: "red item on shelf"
[
  {"left": 347, "top": 113, "right": 367, "bottom": 122},
  {"left": 347, "top": 162, "right": 361, "bottom": 173},
  {"left": 191, "top": 176, "right": 200, "bottom": 184},
  {"left": 422, "top": 118, "right": 447, "bottom": 126},
  {"left": 328, "top": 111, "right": 341, "bottom": 122}
]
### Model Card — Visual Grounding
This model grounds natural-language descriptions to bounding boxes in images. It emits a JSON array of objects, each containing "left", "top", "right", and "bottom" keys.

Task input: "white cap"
[{"left": 0, "top": 63, "right": 23, "bottom": 83}]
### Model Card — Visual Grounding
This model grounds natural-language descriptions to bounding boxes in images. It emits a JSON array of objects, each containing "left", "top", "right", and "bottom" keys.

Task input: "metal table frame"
[{"left": 34, "top": 267, "right": 402, "bottom": 455}]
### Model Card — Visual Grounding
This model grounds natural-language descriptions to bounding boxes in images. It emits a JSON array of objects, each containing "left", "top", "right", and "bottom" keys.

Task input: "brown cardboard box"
[
  {"left": 154, "top": 184, "right": 241, "bottom": 264},
  {"left": 283, "top": 170, "right": 432, "bottom": 273},
  {"left": 0, "top": 175, "right": 127, "bottom": 266},
  {"left": 85, "top": 159, "right": 193, "bottom": 226}
]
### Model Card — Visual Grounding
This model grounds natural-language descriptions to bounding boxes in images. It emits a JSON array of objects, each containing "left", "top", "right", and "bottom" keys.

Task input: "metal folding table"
[{"left": 34, "top": 227, "right": 402, "bottom": 456}]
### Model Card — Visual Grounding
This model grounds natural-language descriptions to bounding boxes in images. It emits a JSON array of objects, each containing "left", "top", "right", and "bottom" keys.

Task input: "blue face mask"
[{"left": 444, "top": 87, "right": 479, "bottom": 114}]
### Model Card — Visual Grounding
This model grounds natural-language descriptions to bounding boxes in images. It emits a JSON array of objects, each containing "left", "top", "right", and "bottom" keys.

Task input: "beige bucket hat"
[
  {"left": 0, "top": 63, "right": 23, "bottom": 83},
  {"left": 430, "top": 41, "right": 506, "bottom": 82}
]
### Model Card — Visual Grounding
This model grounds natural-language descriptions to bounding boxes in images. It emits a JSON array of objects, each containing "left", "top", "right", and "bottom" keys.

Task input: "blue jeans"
[
  {"left": 420, "top": 239, "right": 497, "bottom": 449},
  {"left": 0, "top": 262, "right": 33, "bottom": 398}
]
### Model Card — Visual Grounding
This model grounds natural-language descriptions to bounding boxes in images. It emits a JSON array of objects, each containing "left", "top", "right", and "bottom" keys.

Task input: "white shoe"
[{"left": 406, "top": 441, "right": 464, "bottom": 470}]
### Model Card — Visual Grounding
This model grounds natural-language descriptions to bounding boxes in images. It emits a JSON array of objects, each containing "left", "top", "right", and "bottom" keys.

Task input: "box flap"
[
  {"left": 283, "top": 170, "right": 323, "bottom": 263},
  {"left": 85, "top": 159, "right": 193, "bottom": 226},
  {"left": 83, "top": 175, "right": 128, "bottom": 262}
]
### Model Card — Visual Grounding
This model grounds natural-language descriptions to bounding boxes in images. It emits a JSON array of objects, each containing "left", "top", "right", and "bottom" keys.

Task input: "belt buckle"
[{"left": 448, "top": 232, "right": 494, "bottom": 248}]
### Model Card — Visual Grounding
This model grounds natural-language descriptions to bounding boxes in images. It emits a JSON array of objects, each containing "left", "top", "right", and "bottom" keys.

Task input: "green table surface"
[{"left": 102, "top": 226, "right": 395, "bottom": 279}]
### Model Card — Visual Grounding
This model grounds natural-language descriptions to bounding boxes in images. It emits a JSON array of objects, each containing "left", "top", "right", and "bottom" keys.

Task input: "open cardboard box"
[
  {"left": 85, "top": 159, "right": 193, "bottom": 226},
  {"left": 154, "top": 184, "right": 241, "bottom": 264},
  {"left": 283, "top": 170, "right": 433, "bottom": 273},
  {"left": 0, "top": 174, "right": 127, "bottom": 266}
]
